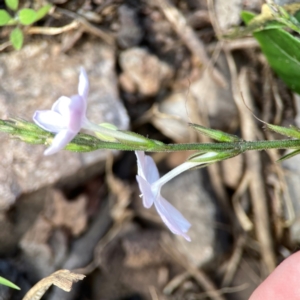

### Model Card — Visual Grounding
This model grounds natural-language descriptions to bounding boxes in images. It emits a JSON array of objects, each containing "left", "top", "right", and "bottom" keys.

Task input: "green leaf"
[
  {"left": 189, "top": 123, "right": 242, "bottom": 142},
  {"left": 266, "top": 123, "right": 300, "bottom": 139},
  {"left": 0, "top": 9, "right": 12, "bottom": 26},
  {"left": 254, "top": 30, "right": 300, "bottom": 94},
  {"left": 278, "top": 149, "right": 300, "bottom": 162},
  {"left": 240, "top": 11, "right": 256, "bottom": 24},
  {"left": 0, "top": 277, "right": 20, "bottom": 290},
  {"left": 10, "top": 28, "right": 23, "bottom": 50},
  {"left": 241, "top": 11, "right": 300, "bottom": 94},
  {"left": 188, "top": 150, "right": 240, "bottom": 164},
  {"left": 5, "top": 0, "right": 18, "bottom": 11},
  {"left": 18, "top": 8, "right": 37, "bottom": 25},
  {"left": 35, "top": 4, "right": 52, "bottom": 22}
]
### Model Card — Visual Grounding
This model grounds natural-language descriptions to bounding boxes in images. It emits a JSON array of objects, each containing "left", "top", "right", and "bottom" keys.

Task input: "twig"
[
  {"left": 161, "top": 235, "right": 226, "bottom": 300},
  {"left": 221, "top": 235, "right": 245, "bottom": 287},
  {"left": 232, "top": 171, "right": 253, "bottom": 231},
  {"left": 189, "top": 283, "right": 249, "bottom": 299},
  {"left": 154, "top": 0, "right": 227, "bottom": 87},
  {"left": 207, "top": 0, "right": 276, "bottom": 274},
  {"left": 0, "top": 41, "right": 11, "bottom": 51},
  {"left": 207, "top": 38, "right": 259, "bottom": 53},
  {"left": 163, "top": 270, "right": 190, "bottom": 295},
  {"left": 26, "top": 21, "right": 79, "bottom": 35},
  {"left": 238, "top": 68, "right": 276, "bottom": 273},
  {"left": 56, "top": 7, "right": 115, "bottom": 46}
]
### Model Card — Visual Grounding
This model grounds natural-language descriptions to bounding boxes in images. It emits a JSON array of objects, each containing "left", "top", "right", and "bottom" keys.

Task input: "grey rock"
[
  {"left": 119, "top": 47, "right": 173, "bottom": 96},
  {"left": 161, "top": 169, "right": 229, "bottom": 267},
  {"left": 117, "top": 4, "right": 143, "bottom": 48},
  {"left": 215, "top": 0, "right": 242, "bottom": 30},
  {"left": 0, "top": 40, "right": 129, "bottom": 208},
  {"left": 190, "top": 53, "right": 238, "bottom": 130},
  {"left": 151, "top": 92, "right": 199, "bottom": 143}
]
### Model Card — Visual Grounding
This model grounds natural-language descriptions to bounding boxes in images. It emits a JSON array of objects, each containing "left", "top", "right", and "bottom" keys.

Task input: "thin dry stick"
[
  {"left": 161, "top": 235, "right": 226, "bottom": 300},
  {"left": 190, "top": 283, "right": 249, "bottom": 300},
  {"left": 0, "top": 41, "right": 11, "bottom": 51},
  {"left": 207, "top": 38, "right": 259, "bottom": 52},
  {"left": 237, "top": 67, "right": 276, "bottom": 273},
  {"left": 56, "top": 7, "right": 115, "bottom": 45},
  {"left": 163, "top": 271, "right": 190, "bottom": 295},
  {"left": 207, "top": 0, "right": 276, "bottom": 274},
  {"left": 154, "top": 0, "right": 227, "bottom": 87},
  {"left": 26, "top": 21, "right": 79, "bottom": 35},
  {"left": 221, "top": 235, "right": 245, "bottom": 287},
  {"left": 232, "top": 171, "right": 253, "bottom": 231}
]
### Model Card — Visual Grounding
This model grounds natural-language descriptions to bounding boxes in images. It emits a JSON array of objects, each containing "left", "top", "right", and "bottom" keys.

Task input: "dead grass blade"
[{"left": 22, "top": 270, "right": 85, "bottom": 300}]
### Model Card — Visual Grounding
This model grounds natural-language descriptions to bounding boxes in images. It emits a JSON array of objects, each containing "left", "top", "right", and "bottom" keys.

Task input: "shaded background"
[{"left": 0, "top": 0, "right": 300, "bottom": 299}]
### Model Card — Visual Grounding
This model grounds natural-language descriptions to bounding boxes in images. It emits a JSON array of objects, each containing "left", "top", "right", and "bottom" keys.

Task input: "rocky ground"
[{"left": 0, "top": 0, "right": 300, "bottom": 299}]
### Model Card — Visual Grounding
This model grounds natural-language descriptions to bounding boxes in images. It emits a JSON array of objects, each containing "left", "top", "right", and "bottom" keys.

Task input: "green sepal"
[
  {"left": 189, "top": 123, "right": 242, "bottom": 142},
  {"left": 0, "top": 277, "right": 20, "bottom": 290},
  {"left": 18, "top": 8, "right": 37, "bottom": 25},
  {"left": 278, "top": 149, "right": 300, "bottom": 162},
  {"left": 266, "top": 123, "right": 300, "bottom": 139},
  {"left": 95, "top": 123, "right": 119, "bottom": 142},
  {"left": 115, "top": 131, "right": 160, "bottom": 148},
  {"left": 0, "top": 119, "right": 51, "bottom": 144},
  {"left": 0, "top": 10, "right": 12, "bottom": 26},
  {"left": 10, "top": 118, "right": 47, "bottom": 132}
]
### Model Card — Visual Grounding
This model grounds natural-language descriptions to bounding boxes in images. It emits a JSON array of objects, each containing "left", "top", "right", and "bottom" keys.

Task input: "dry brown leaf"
[{"left": 22, "top": 270, "right": 85, "bottom": 300}]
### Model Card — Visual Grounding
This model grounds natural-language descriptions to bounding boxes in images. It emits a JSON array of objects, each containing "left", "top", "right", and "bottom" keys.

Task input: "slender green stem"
[{"left": 93, "top": 138, "right": 300, "bottom": 152}]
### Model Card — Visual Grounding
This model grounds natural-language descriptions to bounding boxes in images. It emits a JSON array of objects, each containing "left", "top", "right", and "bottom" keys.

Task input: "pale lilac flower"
[
  {"left": 33, "top": 68, "right": 90, "bottom": 155},
  {"left": 135, "top": 151, "right": 194, "bottom": 241},
  {"left": 34, "top": 68, "right": 150, "bottom": 155},
  {"left": 135, "top": 151, "right": 223, "bottom": 241}
]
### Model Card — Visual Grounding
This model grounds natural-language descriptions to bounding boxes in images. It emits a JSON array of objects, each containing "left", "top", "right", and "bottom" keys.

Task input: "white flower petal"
[
  {"left": 155, "top": 195, "right": 191, "bottom": 241},
  {"left": 135, "top": 151, "right": 147, "bottom": 177},
  {"left": 145, "top": 155, "right": 160, "bottom": 184},
  {"left": 52, "top": 96, "right": 72, "bottom": 117},
  {"left": 136, "top": 175, "right": 154, "bottom": 208},
  {"left": 135, "top": 151, "right": 159, "bottom": 184},
  {"left": 44, "top": 129, "right": 76, "bottom": 155},
  {"left": 33, "top": 110, "right": 67, "bottom": 133},
  {"left": 78, "top": 67, "right": 89, "bottom": 100}
]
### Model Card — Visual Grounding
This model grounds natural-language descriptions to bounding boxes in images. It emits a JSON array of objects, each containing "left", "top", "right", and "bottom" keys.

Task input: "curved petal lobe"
[
  {"left": 68, "top": 95, "right": 86, "bottom": 132},
  {"left": 33, "top": 110, "right": 67, "bottom": 133},
  {"left": 135, "top": 151, "right": 159, "bottom": 184},
  {"left": 155, "top": 196, "right": 191, "bottom": 241},
  {"left": 52, "top": 96, "right": 72, "bottom": 117},
  {"left": 78, "top": 67, "right": 89, "bottom": 100},
  {"left": 145, "top": 155, "right": 160, "bottom": 184},
  {"left": 136, "top": 175, "right": 154, "bottom": 208},
  {"left": 44, "top": 129, "right": 76, "bottom": 156}
]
